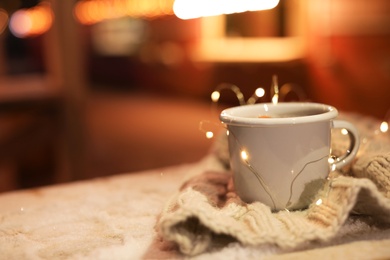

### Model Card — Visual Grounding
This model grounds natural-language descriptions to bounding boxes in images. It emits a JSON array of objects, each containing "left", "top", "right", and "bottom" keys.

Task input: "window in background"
[
  {"left": 225, "top": 1, "right": 286, "bottom": 38},
  {"left": 91, "top": 18, "right": 147, "bottom": 57},
  {"left": 192, "top": 0, "right": 307, "bottom": 62}
]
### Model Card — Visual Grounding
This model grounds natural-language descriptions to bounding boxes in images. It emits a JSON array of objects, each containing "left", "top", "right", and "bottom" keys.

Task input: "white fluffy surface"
[{"left": 1, "top": 156, "right": 390, "bottom": 259}]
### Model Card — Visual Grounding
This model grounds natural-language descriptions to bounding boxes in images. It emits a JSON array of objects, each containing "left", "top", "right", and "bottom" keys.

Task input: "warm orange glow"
[
  {"left": 0, "top": 8, "right": 8, "bottom": 35},
  {"left": 74, "top": 0, "right": 175, "bottom": 25},
  {"left": 173, "top": 0, "right": 280, "bottom": 20},
  {"left": 9, "top": 2, "right": 53, "bottom": 38}
]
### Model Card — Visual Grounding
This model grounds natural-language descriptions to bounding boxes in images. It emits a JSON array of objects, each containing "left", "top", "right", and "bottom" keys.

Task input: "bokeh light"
[
  {"left": 241, "top": 150, "right": 249, "bottom": 161},
  {"left": 173, "top": 0, "right": 280, "bottom": 20},
  {"left": 255, "top": 88, "right": 265, "bottom": 98},
  {"left": 74, "top": 0, "right": 175, "bottom": 25},
  {"left": 9, "top": 2, "right": 53, "bottom": 38}
]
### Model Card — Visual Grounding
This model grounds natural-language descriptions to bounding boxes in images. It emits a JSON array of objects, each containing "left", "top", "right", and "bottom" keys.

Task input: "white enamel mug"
[{"left": 220, "top": 102, "right": 360, "bottom": 211}]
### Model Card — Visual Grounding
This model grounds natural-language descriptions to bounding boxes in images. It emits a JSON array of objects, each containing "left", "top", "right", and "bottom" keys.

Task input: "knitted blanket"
[{"left": 157, "top": 113, "right": 390, "bottom": 256}]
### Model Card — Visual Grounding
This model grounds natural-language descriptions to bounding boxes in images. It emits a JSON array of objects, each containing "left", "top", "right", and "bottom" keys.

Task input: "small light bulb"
[
  {"left": 211, "top": 91, "right": 220, "bottom": 102},
  {"left": 341, "top": 128, "right": 348, "bottom": 135},
  {"left": 241, "top": 150, "right": 249, "bottom": 161},
  {"left": 205, "top": 131, "right": 214, "bottom": 139},
  {"left": 380, "top": 121, "right": 388, "bottom": 133},
  {"left": 255, "top": 88, "right": 265, "bottom": 98}
]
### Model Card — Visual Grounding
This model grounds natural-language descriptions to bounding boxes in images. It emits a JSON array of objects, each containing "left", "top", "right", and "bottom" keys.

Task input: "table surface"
[
  {"left": 0, "top": 157, "right": 206, "bottom": 259},
  {"left": 1, "top": 155, "right": 390, "bottom": 260}
]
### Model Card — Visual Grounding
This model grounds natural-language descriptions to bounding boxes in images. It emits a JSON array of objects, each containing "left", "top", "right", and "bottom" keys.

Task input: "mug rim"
[{"left": 220, "top": 102, "right": 338, "bottom": 126}]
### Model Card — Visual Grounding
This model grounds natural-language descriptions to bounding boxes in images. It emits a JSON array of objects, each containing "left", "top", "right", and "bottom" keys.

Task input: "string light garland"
[
  {"left": 200, "top": 75, "right": 390, "bottom": 211},
  {"left": 203, "top": 75, "right": 305, "bottom": 140},
  {"left": 204, "top": 75, "right": 389, "bottom": 141}
]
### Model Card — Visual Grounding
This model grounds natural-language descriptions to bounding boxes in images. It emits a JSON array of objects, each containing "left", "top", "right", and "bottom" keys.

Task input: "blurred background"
[{"left": 0, "top": 0, "right": 389, "bottom": 192}]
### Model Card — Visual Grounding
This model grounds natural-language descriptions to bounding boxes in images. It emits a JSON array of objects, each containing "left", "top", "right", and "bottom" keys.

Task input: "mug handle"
[{"left": 331, "top": 120, "right": 360, "bottom": 170}]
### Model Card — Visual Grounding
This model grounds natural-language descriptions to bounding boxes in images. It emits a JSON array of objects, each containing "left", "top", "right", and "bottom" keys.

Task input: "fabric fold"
[
  {"left": 158, "top": 171, "right": 390, "bottom": 256},
  {"left": 157, "top": 113, "right": 390, "bottom": 256}
]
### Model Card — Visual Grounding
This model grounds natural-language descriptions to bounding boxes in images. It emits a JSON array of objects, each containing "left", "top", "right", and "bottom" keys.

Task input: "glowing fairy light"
[
  {"left": 380, "top": 121, "right": 389, "bottom": 133},
  {"left": 255, "top": 88, "right": 266, "bottom": 98},
  {"left": 328, "top": 157, "right": 335, "bottom": 164},
  {"left": 328, "top": 156, "right": 338, "bottom": 172},
  {"left": 199, "top": 120, "right": 223, "bottom": 140},
  {"left": 271, "top": 75, "right": 279, "bottom": 104},
  {"left": 239, "top": 147, "right": 278, "bottom": 210},
  {"left": 241, "top": 150, "right": 249, "bottom": 162},
  {"left": 379, "top": 108, "right": 390, "bottom": 134},
  {"left": 212, "top": 83, "right": 246, "bottom": 106},
  {"left": 205, "top": 131, "right": 214, "bottom": 139},
  {"left": 212, "top": 83, "right": 268, "bottom": 106},
  {"left": 341, "top": 128, "right": 349, "bottom": 135},
  {"left": 211, "top": 75, "right": 296, "bottom": 108},
  {"left": 205, "top": 75, "right": 310, "bottom": 151},
  {"left": 271, "top": 95, "right": 278, "bottom": 104},
  {"left": 211, "top": 91, "right": 220, "bottom": 102},
  {"left": 205, "top": 77, "right": 390, "bottom": 211},
  {"left": 247, "top": 87, "right": 265, "bottom": 104}
]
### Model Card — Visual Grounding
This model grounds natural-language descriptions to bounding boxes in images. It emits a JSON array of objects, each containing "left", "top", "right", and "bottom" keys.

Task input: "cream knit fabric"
[{"left": 157, "top": 113, "right": 390, "bottom": 256}]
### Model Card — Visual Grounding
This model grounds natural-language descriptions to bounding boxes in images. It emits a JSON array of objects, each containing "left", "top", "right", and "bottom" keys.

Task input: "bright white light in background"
[
  {"left": 173, "top": 0, "right": 280, "bottom": 20},
  {"left": 9, "top": 2, "right": 53, "bottom": 38}
]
